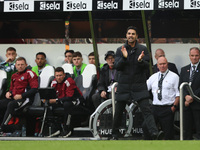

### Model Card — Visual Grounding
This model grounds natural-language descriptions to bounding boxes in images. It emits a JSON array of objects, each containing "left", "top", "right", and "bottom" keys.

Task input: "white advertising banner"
[
  {"left": 63, "top": 0, "right": 92, "bottom": 11},
  {"left": 184, "top": 0, "right": 200, "bottom": 9},
  {"left": 123, "top": 0, "right": 154, "bottom": 10},
  {"left": 4, "top": 0, "right": 34, "bottom": 12}
]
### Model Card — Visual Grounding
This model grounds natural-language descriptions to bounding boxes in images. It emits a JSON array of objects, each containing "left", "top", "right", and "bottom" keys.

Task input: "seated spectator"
[
  {"left": 92, "top": 51, "right": 118, "bottom": 109},
  {"left": 72, "top": 51, "right": 87, "bottom": 78},
  {"left": 0, "top": 57, "right": 38, "bottom": 133},
  {"left": 48, "top": 67, "right": 85, "bottom": 137},
  {"left": 88, "top": 52, "right": 104, "bottom": 68},
  {"left": 64, "top": 50, "right": 74, "bottom": 65},
  {"left": 32, "top": 52, "right": 49, "bottom": 76},
  {"left": 153, "top": 48, "right": 179, "bottom": 75},
  {"left": 0, "top": 47, "right": 18, "bottom": 91},
  {"left": 88, "top": 52, "right": 104, "bottom": 80}
]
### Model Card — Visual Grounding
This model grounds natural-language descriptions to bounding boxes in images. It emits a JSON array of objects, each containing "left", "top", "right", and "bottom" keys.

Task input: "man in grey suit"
[{"left": 179, "top": 47, "right": 200, "bottom": 140}]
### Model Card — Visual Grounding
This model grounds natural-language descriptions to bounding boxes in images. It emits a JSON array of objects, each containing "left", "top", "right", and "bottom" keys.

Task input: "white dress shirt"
[{"left": 146, "top": 69, "right": 179, "bottom": 105}]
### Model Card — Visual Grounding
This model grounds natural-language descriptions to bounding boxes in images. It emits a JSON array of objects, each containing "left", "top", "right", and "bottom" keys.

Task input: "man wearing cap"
[
  {"left": 110, "top": 26, "right": 163, "bottom": 140},
  {"left": 92, "top": 51, "right": 118, "bottom": 109}
]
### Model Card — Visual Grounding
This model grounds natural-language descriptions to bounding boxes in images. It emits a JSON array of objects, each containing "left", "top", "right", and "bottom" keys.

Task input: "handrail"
[
  {"left": 179, "top": 82, "right": 200, "bottom": 140},
  {"left": 111, "top": 82, "right": 118, "bottom": 118}
]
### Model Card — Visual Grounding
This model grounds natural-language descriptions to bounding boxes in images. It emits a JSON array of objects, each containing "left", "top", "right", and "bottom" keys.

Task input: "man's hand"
[
  {"left": 5, "top": 92, "right": 12, "bottom": 99},
  {"left": 101, "top": 91, "right": 107, "bottom": 99},
  {"left": 13, "top": 94, "right": 22, "bottom": 100},
  {"left": 121, "top": 46, "right": 128, "bottom": 58},
  {"left": 185, "top": 95, "right": 193, "bottom": 106},
  {"left": 6, "top": 56, "right": 14, "bottom": 63},
  {"left": 138, "top": 51, "right": 145, "bottom": 62},
  {"left": 49, "top": 99, "right": 57, "bottom": 104}
]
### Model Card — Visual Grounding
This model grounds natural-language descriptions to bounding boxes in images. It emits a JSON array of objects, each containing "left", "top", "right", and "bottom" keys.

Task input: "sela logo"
[
  {"left": 129, "top": 0, "right": 151, "bottom": 9},
  {"left": 158, "top": 0, "right": 180, "bottom": 8},
  {"left": 190, "top": 0, "right": 200, "bottom": 8},
  {"left": 66, "top": 1, "right": 87, "bottom": 10},
  {"left": 9, "top": 2, "right": 29, "bottom": 11},
  {"left": 40, "top": 2, "right": 61, "bottom": 10},
  {"left": 97, "top": 1, "right": 118, "bottom": 10}
]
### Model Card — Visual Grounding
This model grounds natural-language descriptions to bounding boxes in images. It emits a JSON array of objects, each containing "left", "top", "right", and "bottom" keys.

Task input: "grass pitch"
[{"left": 1, "top": 140, "right": 200, "bottom": 150}]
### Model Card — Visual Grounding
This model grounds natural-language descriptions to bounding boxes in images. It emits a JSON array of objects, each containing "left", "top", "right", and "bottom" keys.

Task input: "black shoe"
[
  {"left": 107, "top": 135, "right": 118, "bottom": 140},
  {"left": 152, "top": 131, "right": 164, "bottom": 140}
]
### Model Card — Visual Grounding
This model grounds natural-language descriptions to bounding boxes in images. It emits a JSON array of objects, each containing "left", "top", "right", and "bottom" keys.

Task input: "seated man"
[
  {"left": 88, "top": 52, "right": 104, "bottom": 80},
  {"left": 48, "top": 67, "right": 85, "bottom": 137},
  {"left": 0, "top": 57, "right": 38, "bottom": 133},
  {"left": 0, "top": 47, "right": 18, "bottom": 91},
  {"left": 92, "top": 51, "right": 118, "bottom": 109},
  {"left": 72, "top": 51, "right": 87, "bottom": 78},
  {"left": 64, "top": 50, "right": 74, "bottom": 65},
  {"left": 32, "top": 52, "right": 49, "bottom": 76}
]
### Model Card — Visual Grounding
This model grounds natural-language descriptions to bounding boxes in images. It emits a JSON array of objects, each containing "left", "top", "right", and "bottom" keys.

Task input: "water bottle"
[{"left": 21, "top": 125, "right": 26, "bottom": 137}]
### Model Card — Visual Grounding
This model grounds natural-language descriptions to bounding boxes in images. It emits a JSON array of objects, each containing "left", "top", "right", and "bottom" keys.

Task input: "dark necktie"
[
  {"left": 189, "top": 65, "right": 196, "bottom": 83},
  {"left": 158, "top": 74, "right": 164, "bottom": 100}
]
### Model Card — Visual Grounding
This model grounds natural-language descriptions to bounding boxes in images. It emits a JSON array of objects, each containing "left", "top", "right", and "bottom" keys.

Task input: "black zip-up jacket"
[{"left": 114, "top": 40, "right": 150, "bottom": 101}]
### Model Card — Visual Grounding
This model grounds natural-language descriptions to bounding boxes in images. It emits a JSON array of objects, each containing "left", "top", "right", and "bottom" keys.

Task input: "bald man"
[
  {"left": 152, "top": 48, "right": 179, "bottom": 75},
  {"left": 146, "top": 56, "right": 179, "bottom": 140}
]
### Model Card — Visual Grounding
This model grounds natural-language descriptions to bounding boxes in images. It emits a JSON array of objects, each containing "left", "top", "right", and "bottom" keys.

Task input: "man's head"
[
  {"left": 64, "top": 50, "right": 74, "bottom": 64},
  {"left": 157, "top": 56, "right": 168, "bottom": 73},
  {"left": 88, "top": 52, "right": 95, "bottom": 65},
  {"left": 55, "top": 67, "right": 65, "bottom": 83},
  {"left": 126, "top": 26, "right": 138, "bottom": 44},
  {"left": 72, "top": 51, "right": 83, "bottom": 69},
  {"left": 105, "top": 51, "right": 115, "bottom": 68},
  {"left": 35, "top": 52, "right": 47, "bottom": 69},
  {"left": 189, "top": 47, "right": 200, "bottom": 65},
  {"left": 155, "top": 49, "right": 165, "bottom": 60},
  {"left": 6, "top": 47, "right": 17, "bottom": 63},
  {"left": 15, "top": 57, "right": 27, "bottom": 72}
]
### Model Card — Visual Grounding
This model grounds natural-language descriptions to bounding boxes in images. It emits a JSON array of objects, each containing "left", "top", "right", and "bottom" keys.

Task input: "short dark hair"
[
  {"left": 16, "top": 57, "right": 27, "bottom": 64},
  {"left": 36, "top": 52, "right": 46, "bottom": 58},
  {"left": 64, "top": 50, "right": 74, "bottom": 56},
  {"left": 6, "top": 47, "right": 16, "bottom": 52},
  {"left": 126, "top": 26, "right": 138, "bottom": 35},
  {"left": 55, "top": 67, "right": 64, "bottom": 73},
  {"left": 88, "top": 52, "right": 94, "bottom": 57},
  {"left": 72, "top": 51, "right": 82, "bottom": 58}
]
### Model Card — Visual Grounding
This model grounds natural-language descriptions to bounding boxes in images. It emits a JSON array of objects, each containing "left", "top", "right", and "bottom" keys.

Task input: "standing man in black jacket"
[
  {"left": 110, "top": 26, "right": 163, "bottom": 140},
  {"left": 179, "top": 47, "right": 200, "bottom": 140}
]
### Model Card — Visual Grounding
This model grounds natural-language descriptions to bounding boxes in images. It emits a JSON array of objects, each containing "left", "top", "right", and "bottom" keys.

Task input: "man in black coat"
[
  {"left": 179, "top": 47, "right": 200, "bottom": 140},
  {"left": 110, "top": 26, "right": 163, "bottom": 140},
  {"left": 92, "top": 51, "right": 118, "bottom": 109},
  {"left": 153, "top": 48, "right": 179, "bottom": 75}
]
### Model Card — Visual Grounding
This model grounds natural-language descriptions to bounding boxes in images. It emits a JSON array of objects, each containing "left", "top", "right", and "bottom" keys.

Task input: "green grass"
[{"left": 1, "top": 140, "right": 200, "bottom": 150}]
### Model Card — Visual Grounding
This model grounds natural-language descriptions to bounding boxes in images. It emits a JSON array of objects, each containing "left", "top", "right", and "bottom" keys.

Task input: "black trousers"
[
  {"left": 112, "top": 99, "right": 158, "bottom": 138},
  {"left": 152, "top": 105, "right": 174, "bottom": 140},
  {"left": 183, "top": 107, "right": 200, "bottom": 140},
  {"left": 0, "top": 98, "right": 27, "bottom": 132},
  {"left": 92, "top": 92, "right": 111, "bottom": 109}
]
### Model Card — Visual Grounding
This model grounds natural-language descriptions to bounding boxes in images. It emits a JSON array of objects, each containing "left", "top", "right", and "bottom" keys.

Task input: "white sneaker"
[
  {"left": 62, "top": 130, "right": 72, "bottom": 138},
  {"left": 47, "top": 130, "right": 60, "bottom": 138}
]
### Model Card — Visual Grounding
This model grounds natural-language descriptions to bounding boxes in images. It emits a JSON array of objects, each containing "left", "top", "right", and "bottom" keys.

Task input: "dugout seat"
[
  {"left": 0, "top": 70, "right": 7, "bottom": 99},
  {"left": 62, "top": 63, "right": 74, "bottom": 79}
]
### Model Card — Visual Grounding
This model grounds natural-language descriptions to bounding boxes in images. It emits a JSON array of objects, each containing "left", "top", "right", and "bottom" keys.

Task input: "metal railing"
[
  {"left": 179, "top": 82, "right": 200, "bottom": 140},
  {"left": 111, "top": 82, "right": 118, "bottom": 118}
]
